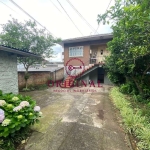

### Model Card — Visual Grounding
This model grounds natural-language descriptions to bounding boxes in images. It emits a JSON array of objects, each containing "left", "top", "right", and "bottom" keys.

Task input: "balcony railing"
[
  {"left": 90, "top": 58, "right": 104, "bottom": 64},
  {"left": 90, "top": 57, "right": 97, "bottom": 64}
]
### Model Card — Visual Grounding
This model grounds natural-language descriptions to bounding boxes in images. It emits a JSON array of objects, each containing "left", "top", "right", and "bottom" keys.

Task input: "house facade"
[
  {"left": 0, "top": 45, "right": 40, "bottom": 94},
  {"left": 60, "top": 34, "right": 113, "bottom": 85}
]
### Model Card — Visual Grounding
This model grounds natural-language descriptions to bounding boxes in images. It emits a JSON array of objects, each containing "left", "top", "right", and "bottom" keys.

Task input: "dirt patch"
[{"left": 97, "top": 109, "right": 104, "bottom": 120}]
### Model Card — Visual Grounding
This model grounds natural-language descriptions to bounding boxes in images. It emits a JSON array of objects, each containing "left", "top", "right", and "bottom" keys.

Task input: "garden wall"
[{"left": 18, "top": 68, "right": 64, "bottom": 89}]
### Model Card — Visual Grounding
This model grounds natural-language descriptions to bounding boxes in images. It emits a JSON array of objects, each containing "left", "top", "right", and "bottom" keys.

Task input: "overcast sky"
[{"left": 0, "top": 0, "right": 114, "bottom": 61}]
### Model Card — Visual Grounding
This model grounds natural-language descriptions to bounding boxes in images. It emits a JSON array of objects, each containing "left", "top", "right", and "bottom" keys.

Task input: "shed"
[{"left": 0, "top": 45, "right": 40, "bottom": 94}]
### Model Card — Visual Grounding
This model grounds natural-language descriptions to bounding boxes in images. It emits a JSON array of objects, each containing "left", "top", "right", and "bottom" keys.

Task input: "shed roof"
[
  {"left": 18, "top": 67, "right": 64, "bottom": 72},
  {"left": 0, "top": 45, "right": 41, "bottom": 57}
]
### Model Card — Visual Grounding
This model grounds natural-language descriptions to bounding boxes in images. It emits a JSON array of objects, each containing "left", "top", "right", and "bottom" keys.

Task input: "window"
[
  {"left": 101, "top": 50, "right": 103, "bottom": 55},
  {"left": 69, "top": 46, "right": 83, "bottom": 57}
]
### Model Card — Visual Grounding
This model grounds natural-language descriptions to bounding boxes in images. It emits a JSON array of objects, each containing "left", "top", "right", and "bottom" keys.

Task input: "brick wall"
[
  {"left": 18, "top": 68, "right": 64, "bottom": 89},
  {"left": 64, "top": 45, "right": 90, "bottom": 66},
  {"left": 0, "top": 51, "right": 18, "bottom": 94},
  {"left": 50, "top": 68, "right": 64, "bottom": 82}
]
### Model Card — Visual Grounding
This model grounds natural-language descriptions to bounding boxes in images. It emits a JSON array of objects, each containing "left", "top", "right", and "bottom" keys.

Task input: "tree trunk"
[
  {"left": 24, "top": 67, "right": 29, "bottom": 89},
  {"left": 25, "top": 78, "right": 28, "bottom": 89},
  {"left": 131, "top": 76, "right": 143, "bottom": 94}
]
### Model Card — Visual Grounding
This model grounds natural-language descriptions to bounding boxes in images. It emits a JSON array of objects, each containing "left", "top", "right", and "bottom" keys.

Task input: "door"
[{"left": 98, "top": 67, "right": 104, "bottom": 83}]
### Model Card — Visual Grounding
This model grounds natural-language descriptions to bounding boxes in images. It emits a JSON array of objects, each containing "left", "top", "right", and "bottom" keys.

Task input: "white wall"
[{"left": 0, "top": 51, "right": 18, "bottom": 94}]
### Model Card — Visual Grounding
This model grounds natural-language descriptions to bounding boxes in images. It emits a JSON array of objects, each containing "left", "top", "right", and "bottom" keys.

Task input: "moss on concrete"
[{"left": 32, "top": 99, "right": 73, "bottom": 133}]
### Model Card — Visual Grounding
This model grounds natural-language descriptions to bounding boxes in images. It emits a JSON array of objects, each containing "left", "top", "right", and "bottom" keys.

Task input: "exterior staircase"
[
  {"left": 62, "top": 64, "right": 99, "bottom": 88},
  {"left": 61, "top": 76, "right": 76, "bottom": 88}
]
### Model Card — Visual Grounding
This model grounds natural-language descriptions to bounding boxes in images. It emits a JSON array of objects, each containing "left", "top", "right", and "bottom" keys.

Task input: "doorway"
[{"left": 98, "top": 67, "right": 104, "bottom": 83}]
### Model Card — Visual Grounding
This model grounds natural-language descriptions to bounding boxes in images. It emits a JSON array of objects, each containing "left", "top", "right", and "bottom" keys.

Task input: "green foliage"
[
  {"left": 0, "top": 18, "right": 58, "bottom": 58},
  {"left": 73, "top": 80, "right": 77, "bottom": 86},
  {"left": 97, "top": 0, "right": 150, "bottom": 98},
  {"left": 133, "top": 94, "right": 145, "bottom": 103},
  {"left": 36, "top": 84, "right": 48, "bottom": 90},
  {"left": 0, "top": 127, "right": 31, "bottom": 150},
  {"left": 21, "top": 84, "right": 48, "bottom": 92},
  {"left": 119, "top": 83, "right": 132, "bottom": 94},
  {"left": 0, "top": 91, "right": 2, "bottom": 96},
  {"left": 0, "top": 18, "right": 61, "bottom": 88},
  {"left": 0, "top": 90, "right": 41, "bottom": 149},
  {"left": 22, "top": 88, "right": 30, "bottom": 92},
  {"left": 110, "top": 87, "right": 150, "bottom": 149},
  {"left": 24, "top": 73, "right": 30, "bottom": 81},
  {"left": 107, "top": 72, "right": 125, "bottom": 85}
]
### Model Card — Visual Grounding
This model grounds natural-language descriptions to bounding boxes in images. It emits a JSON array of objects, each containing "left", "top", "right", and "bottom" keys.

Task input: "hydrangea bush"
[{"left": 0, "top": 90, "right": 41, "bottom": 149}]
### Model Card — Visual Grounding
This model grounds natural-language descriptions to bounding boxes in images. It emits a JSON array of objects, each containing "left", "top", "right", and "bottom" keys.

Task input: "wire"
[
  {"left": 0, "top": 0, "right": 18, "bottom": 14},
  {"left": 56, "top": 0, "right": 83, "bottom": 36},
  {"left": 49, "top": 0, "right": 62, "bottom": 13},
  {"left": 95, "top": 0, "right": 113, "bottom": 34},
  {"left": 106, "top": 0, "right": 113, "bottom": 12},
  {"left": 66, "top": 0, "right": 98, "bottom": 34},
  {"left": 48, "top": 0, "right": 75, "bottom": 25},
  {"left": 9, "top": 0, "right": 55, "bottom": 36}
]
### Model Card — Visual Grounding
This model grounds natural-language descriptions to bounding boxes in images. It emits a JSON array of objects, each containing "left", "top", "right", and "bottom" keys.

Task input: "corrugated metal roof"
[
  {"left": 18, "top": 66, "right": 64, "bottom": 72},
  {"left": 0, "top": 45, "right": 41, "bottom": 57}
]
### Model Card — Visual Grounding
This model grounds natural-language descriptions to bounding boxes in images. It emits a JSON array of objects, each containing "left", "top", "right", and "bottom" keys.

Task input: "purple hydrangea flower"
[
  {"left": 0, "top": 109, "right": 5, "bottom": 123},
  {"left": 0, "top": 109, "right": 4, "bottom": 115},
  {"left": 0, "top": 114, "right": 5, "bottom": 123}
]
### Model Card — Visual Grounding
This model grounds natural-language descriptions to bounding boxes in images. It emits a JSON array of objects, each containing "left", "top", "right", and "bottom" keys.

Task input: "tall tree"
[
  {"left": 0, "top": 18, "right": 60, "bottom": 89},
  {"left": 97, "top": 0, "right": 150, "bottom": 96}
]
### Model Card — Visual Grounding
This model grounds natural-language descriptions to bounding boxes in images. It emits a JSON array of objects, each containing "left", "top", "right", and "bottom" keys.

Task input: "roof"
[
  {"left": 46, "top": 62, "right": 64, "bottom": 64},
  {"left": 18, "top": 66, "right": 64, "bottom": 72},
  {"left": 0, "top": 45, "right": 41, "bottom": 57},
  {"left": 60, "top": 33, "right": 113, "bottom": 46}
]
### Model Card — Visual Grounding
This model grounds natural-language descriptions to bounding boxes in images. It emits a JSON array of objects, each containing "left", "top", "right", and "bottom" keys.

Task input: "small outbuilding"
[{"left": 0, "top": 45, "right": 40, "bottom": 94}]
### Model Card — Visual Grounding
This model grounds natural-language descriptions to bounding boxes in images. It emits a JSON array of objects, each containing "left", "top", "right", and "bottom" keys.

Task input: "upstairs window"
[{"left": 69, "top": 46, "right": 83, "bottom": 57}]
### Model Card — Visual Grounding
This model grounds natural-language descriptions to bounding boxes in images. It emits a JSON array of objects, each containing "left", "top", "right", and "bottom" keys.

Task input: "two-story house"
[{"left": 60, "top": 34, "right": 113, "bottom": 87}]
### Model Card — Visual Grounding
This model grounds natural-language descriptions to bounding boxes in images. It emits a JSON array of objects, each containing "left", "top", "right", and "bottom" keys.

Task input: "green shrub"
[
  {"left": 0, "top": 90, "right": 42, "bottom": 149},
  {"left": 110, "top": 87, "right": 150, "bottom": 150},
  {"left": 133, "top": 94, "right": 145, "bottom": 103},
  {"left": 22, "top": 88, "right": 30, "bottom": 92},
  {"left": 107, "top": 72, "right": 126, "bottom": 85},
  {"left": 119, "top": 83, "right": 132, "bottom": 94},
  {"left": 28, "top": 84, "right": 36, "bottom": 91},
  {"left": 21, "top": 84, "right": 48, "bottom": 92},
  {"left": 137, "top": 127, "right": 150, "bottom": 150},
  {"left": 37, "top": 84, "right": 48, "bottom": 90}
]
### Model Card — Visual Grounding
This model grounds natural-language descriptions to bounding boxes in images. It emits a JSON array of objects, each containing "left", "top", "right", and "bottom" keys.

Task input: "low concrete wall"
[
  {"left": 18, "top": 68, "right": 64, "bottom": 89},
  {"left": 104, "top": 73, "right": 113, "bottom": 85}
]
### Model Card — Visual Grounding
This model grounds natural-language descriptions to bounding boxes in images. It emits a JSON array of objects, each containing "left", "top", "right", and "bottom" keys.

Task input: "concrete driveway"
[{"left": 24, "top": 85, "right": 132, "bottom": 150}]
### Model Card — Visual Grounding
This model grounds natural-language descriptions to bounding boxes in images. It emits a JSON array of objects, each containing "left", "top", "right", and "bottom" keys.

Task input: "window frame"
[{"left": 69, "top": 46, "right": 83, "bottom": 57}]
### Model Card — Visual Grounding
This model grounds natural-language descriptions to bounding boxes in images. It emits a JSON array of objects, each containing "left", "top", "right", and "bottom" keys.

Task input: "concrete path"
[{"left": 24, "top": 85, "right": 132, "bottom": 150}]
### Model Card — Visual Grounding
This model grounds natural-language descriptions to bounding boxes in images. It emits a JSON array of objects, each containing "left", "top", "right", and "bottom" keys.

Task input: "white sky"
[{"left": 0, "top": 0, "right": 114, "bottom": 61}]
